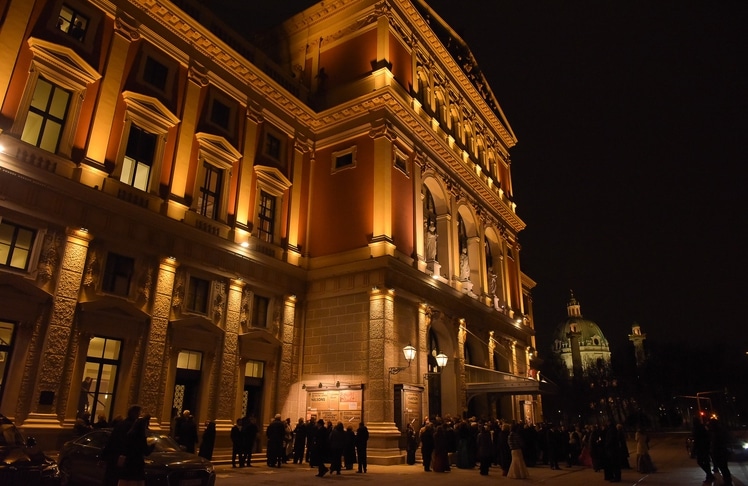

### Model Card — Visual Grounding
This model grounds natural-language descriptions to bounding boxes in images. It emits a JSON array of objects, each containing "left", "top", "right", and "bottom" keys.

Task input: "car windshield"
[
  {"left": 146, "top": 433, "right": 182, "bottom": 452},
  {"left": 0, "top": 423, "right": 25, "bottom": 447}
]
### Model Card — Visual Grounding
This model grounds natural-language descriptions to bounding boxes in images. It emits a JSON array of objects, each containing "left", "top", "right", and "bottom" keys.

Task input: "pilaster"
[
  {"left": 86, "top": 12, "right": 140, "bottom": 163},
  {"left": 366, "top": 286, "right": 403, "bottom": 464},
  {"left": 457, "top": 319, "right": 467, "bottom": 416},
  {"left": 278, "top": 294, "right": 297, "bottom": 418},
  {"left": 144, "top": 256, "right": 177, "bottom": 425},
  {"left": 34, "top": 227, "right": 92, "bottom": 417},
  {"left": 0, "top": 0, "right": 34, "bottom": 107},
  {"left": 171, "top": 61, "right": 208, "bottom": 198},
  {"left": 369, "top": 120, "right": 396, "bottom": 257},
  {"left": 235, "top": 103, "right": 262, "bottom": 227}
]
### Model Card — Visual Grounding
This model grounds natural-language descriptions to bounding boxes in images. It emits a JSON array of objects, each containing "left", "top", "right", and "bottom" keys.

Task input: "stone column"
[
  {"left": 278, "top": 294, "right": 297, "bottom": 418},
  {"left": 0, "top": 0, "right": 34, "bottom": 107},
  {"left": 32, "top": 227, "right": 92, "bottom": 418},
  {"left": 286, "top": 138, "right": 309, "bottom": 265},
  {"left": 567, "top": 329, "right": 583, "bottom": 378},
  {"left": 145, "top": 256, "right": 177, "bottom": 426},
  {"left": 235, "top": 103, "right": 262, "bottom": 228},
  {"left": 170, "top": 62, "right": 208, "bottom": 199},
  {"left": 216, "top": 278, "right": 244, "bottom": 431},
  {"left": 366, "top": 287, "right": 402, "bottom": 464},
  {"left": 418, "top": 304, "right": 430, "bottom": 418},
  {"left": 369, "top": 120, "right": 395, "bottom": 257},
  {"left": 457, "top": 319, "right": 467, "bottom": 416},
  {"left": 86, "top": 12, "right": 139, "bottom": 163},
  {"left": 488, "top": 331, "right": 496, "bottom": 370},
  {"left": 511, "top": 340, "right": 518, "bottom": 375},
  {"left": 412, "top": 151, "right": 426, "bottom": 272}
]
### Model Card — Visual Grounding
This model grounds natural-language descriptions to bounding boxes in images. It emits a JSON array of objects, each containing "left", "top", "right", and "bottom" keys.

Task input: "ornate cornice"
[{"left": 398, "top": 0, "right": 517, "bottom": 149}]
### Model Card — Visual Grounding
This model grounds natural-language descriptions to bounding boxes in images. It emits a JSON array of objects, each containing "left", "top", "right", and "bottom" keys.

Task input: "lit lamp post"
[
  {"left": 423, "top": 352, "right": 448, "bottom": 380},
  {"left": 388, "top": 344, "right": 417, "bottom": 375}
]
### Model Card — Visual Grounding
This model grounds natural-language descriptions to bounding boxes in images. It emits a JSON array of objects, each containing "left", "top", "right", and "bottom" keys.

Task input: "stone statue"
[
  {"left": 488, "top": 268, "right": 497, "bottom": 296},
  {"left": 425, "top": 220, "right": 438, "bottom": 262},
  {"left": 459, "top": 247, "right": 470, "bottom": 280}
]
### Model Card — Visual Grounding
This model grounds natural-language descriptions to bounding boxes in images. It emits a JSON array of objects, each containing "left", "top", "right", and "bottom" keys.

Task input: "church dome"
[
  {"left": 551, "top": 292, "right": 611, "bottom": 376},
  {"left": 553, "top": 317, "right": 610, "bottom": 348}
]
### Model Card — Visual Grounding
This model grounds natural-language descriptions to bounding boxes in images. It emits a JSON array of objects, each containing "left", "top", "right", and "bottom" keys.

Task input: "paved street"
[{"left": 213, "top": 434, "right": 748, "bottom": 486}]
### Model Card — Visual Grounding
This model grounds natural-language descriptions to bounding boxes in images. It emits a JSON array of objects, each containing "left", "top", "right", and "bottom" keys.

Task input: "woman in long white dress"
[{"left": 507, "top": 423, "right": 530, "bottom": 479}]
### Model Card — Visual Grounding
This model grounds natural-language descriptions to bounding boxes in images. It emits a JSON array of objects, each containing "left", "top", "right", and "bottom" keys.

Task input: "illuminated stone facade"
[{"left": 0, "top": 0, "right": 541, "bottom": 463}]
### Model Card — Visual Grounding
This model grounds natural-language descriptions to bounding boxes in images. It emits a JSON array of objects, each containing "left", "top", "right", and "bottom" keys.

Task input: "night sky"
[{"left": 216, "top": 1, "right": 748, "bottom": 357}]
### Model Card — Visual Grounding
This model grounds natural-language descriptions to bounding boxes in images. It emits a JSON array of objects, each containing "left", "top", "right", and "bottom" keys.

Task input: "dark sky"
[
  {"left": 218, "top": 1, "right": 748, "bottom": 355},
  {"left": 424, "top": 0, "right": 748, "bottom": 355}
]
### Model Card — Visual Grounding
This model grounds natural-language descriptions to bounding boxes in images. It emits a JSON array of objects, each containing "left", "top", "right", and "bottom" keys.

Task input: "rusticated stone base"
[{"left": 364, "top": 421, "right": 405, "bottom": 465}]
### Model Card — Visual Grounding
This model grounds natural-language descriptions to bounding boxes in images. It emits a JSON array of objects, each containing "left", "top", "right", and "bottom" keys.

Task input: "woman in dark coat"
[
  {"left": 312, "top": 419, "right": 330, "bottom": 477},
  {"left": 198, "top": 421, "right": 216, "bottom": 461},
  {"left": 343, "top": 425, "right": 357, "bottom": 470},
  {"left": 419, "top": 422, "right": 434, "bottom": 472},
  {"left": 477, "top": 423, "right": 494, "bottom": 475},
  {"left": 497, "top": 423, "right": 512, "bottom": 476},
  {"left": 120, "top": 415, "right": 154, "bottom": 485},
  {"left": 328, "top": 422, "right": 345, "bottom": 475},
  {"left": 432, "top": 421, "right": 450, "bottom": 472},
  {"left": 292, "top": 418, "right": 307, "bottom": 464},
  {"left": 405, "top": 423, "right": 417, "bottom": 465},
  {"left": 355, "top": 422, "right": 369, "bottom": 473}
]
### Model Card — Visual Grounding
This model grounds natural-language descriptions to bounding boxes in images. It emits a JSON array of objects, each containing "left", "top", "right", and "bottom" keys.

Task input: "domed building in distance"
[{"left": 552, "top": 292, "right": 612, "bottom": 378}]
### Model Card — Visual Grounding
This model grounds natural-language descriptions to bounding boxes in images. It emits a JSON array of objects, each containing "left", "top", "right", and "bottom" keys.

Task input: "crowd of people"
[
  {"left": 409, "top": 415, "right": 654, "bottom": 482},
  {"left": 229, "top": 414, "right": 371, "bottom": 477},
  {"left": 76, "top": 404, "right": 735, "bottom": 484}
]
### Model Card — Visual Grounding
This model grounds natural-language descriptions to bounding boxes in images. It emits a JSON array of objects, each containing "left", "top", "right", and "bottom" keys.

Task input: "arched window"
[
  {"left": 484, "top": 236, "right": 493, "bottom": 268},
  {"left": 457, "top": 214, "right": 467, "bottom": 253}
]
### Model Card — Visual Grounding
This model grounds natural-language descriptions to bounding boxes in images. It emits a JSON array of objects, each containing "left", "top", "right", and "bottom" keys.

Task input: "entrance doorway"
[{"left": 173, "top": 350, "right": 202, "bottom": 415}]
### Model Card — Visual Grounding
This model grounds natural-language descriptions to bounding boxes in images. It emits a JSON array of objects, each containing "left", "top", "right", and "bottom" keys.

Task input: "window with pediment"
[
  {"left": 12, "top": 38, "right": 100, "bottom": 157},
  {"left": 253, "top": 166, "right": 291, "bottom": 245},
  {"left": 113, "top": 91, "right": 179, "bottom": 193},
  {"left": 192, "top": 133, "right": 240, "bottom": 222}
]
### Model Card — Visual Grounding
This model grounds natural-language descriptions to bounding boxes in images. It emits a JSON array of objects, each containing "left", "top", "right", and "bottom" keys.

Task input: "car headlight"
[{"left": 741, "top": 442, "right": 748, "bottom": 450}]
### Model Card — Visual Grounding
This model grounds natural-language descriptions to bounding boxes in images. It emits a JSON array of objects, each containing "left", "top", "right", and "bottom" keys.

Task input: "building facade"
[{"left": 0, "top": 0, "right": 542, "bottom": 463}]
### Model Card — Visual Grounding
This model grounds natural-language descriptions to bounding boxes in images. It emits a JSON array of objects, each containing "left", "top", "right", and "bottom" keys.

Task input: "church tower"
[{"left": 628, "top": 322, "right": 647, "bottom": 367}]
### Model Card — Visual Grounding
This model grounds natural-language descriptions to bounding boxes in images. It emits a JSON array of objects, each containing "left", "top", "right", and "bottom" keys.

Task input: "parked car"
[
  {"left": 58, "top": 428, "right": 215, "bottom": 486},
  {"left": 0, "top": 413, "right": 60, "bottom": 485}
]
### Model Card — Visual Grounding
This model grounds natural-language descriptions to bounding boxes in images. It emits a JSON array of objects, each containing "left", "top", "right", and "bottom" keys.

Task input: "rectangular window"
[
  {"left": 245, "top": 360, "right": 264, "bottom": 378},
  {"left": 177, "top": 350, "right": 202, "bottom": 370},
  {"left": 102, "top": 253, "right": 135, "bottom": 296},
  {"left": 264, "top": 133, "right": 281, "bottom": 160},
  {"left": 57, "top": 4, "right": 89, "bottom": 42},
  {"left": 143, "top": 56, "right": 168, "bottom": 92},
  {"left": 331, "top": 146, "right": 357, "bottom": 173},
  {"left": 335, "top": 152, "right": 353, "bottom": 169},
  {"left": 82, "top": 336, "right": 121, "bottom": 420},
  {"left": 21, "top": 78, "right": 70, "bottom": 154},
  {"left": 252, "top": 295, "right": 269, "bottom": 328},
  {"left": 186, "top": 276, "right": 210, "bottom": 314},
  {"left": 210, "top": 99, "right": 231, "bottom": 130},
  {"left": 197, "top": 162, "right": 222, "bottom": 220},
  {"left": 0, "top": 321, "right": 17, "bottom": 404},
  {"left": 121, "top": 125, "right": 156, "bottom": 191},
  {"left": 257, "top": 191, "right": 275, "bottom": 243},
  {"left": 0, "top": 221, "right": 36, "bottom": 271}
]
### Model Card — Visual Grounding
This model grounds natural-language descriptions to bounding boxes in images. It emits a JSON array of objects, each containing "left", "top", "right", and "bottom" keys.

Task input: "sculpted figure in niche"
[
  {"left": 459, "top": 247, "right": 470, "bottom": 280},
  {"left": 488, "top": 268, "right": 498, "bottom": 296},
  {"left": 425, "top": 220, "right": 438, "bottom": 262}
]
